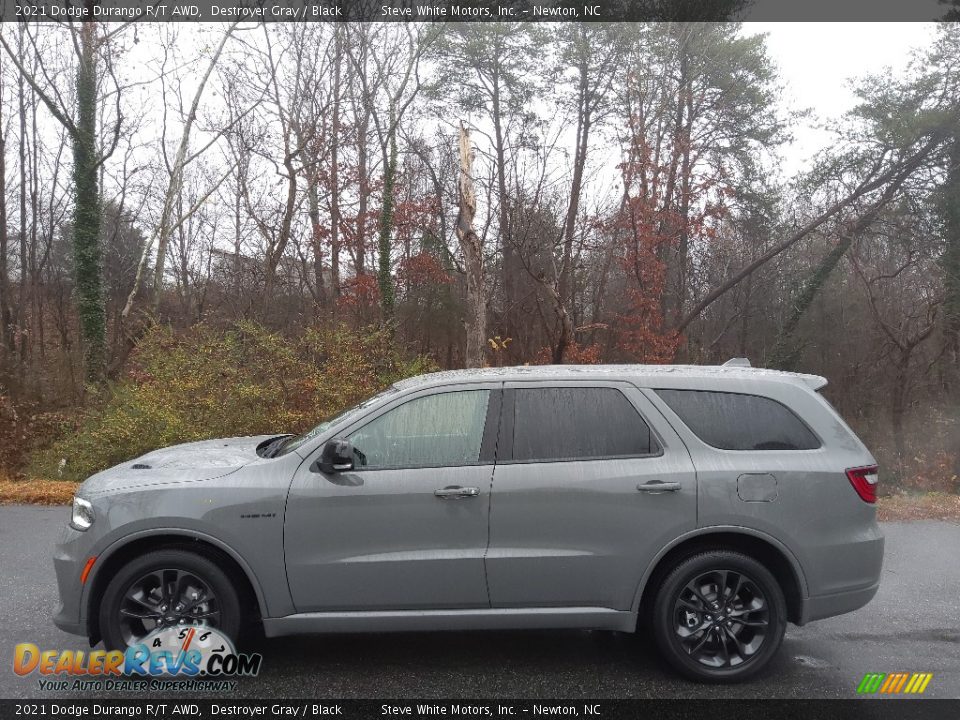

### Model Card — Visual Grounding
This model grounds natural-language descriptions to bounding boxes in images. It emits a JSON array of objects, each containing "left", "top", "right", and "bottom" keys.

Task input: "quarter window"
[
  {"left": 654, "top": 389, "right": 820, "bottom": 451},
  {"left": 349, "top": 390, "right": 490, "bottom": 469},
  {"left": 512, "top": 387, "right": 658, "bottom": 462}
]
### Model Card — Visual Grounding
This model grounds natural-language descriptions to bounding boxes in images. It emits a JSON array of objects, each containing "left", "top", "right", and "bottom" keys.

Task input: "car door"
[
  {"left": 485, "top": 381, "right": 697, "bottom": 611},
  {"left": 284, "top": 384, "right": 500, "bottom": 612}
]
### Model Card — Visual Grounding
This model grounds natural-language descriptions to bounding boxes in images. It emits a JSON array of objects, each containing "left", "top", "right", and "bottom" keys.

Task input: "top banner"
[{"left": 0, "top": 0, "right": 954, "bottom": 23}]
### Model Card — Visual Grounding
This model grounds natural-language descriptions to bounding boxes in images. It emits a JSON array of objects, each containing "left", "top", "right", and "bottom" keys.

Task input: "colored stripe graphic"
[
  {"left": 857, "top": 673, "right": 885, "bottom": 693},
  {"left": 879, "top": 674, "right": 897, "bottom": 693},
  {"left": 857, "top": 672, "right": 933, "bottom": 694}
]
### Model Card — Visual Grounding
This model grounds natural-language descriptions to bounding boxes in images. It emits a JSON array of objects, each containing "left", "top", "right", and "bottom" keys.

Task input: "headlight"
[{"left": 71, "top": 496, "right": 95, "bottom": 531}]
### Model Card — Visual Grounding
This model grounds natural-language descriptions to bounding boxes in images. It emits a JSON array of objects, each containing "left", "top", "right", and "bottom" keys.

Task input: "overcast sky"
[{"left": 748, "top": 22, "right": 938, "bottom": 174}]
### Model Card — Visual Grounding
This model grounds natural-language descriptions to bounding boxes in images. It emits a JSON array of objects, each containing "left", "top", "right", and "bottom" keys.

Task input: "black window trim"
[
  {"left": 312, "top": 386, "right": 501, "bottom": 473},
  {"left": 499, "top": 385, "right": 665, "bottom": 465},
  {"left": 652, "top": 387, "right": 823, "bottom": 452}
]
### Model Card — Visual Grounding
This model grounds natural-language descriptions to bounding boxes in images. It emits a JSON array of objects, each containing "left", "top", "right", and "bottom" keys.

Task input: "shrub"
[{"left": 29, "top": 322, "right": 435, "bottom": 482}]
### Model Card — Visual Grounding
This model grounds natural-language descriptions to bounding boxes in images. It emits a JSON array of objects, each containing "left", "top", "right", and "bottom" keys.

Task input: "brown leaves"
[
  {"left": 877, "top": 493, "right": 960, "bottom": 522},
  {"left": 0, "top": 476, "right": 75, "bottom": 506}
]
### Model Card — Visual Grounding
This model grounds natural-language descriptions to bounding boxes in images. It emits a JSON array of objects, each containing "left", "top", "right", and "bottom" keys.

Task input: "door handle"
[
  {"left": 636, "top": 480, "right": 681, "bottom": 494},
  {"left": 434, "top": 486, "right": 480, "bottom": 499}
]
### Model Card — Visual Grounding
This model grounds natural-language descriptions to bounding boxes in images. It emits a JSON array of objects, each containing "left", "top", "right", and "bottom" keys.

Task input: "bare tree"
[
  {"left": 122, "top": 23, "right": 240, "bottom": 320},
  {"left": 457, "top": 123, "right": 486, "bottom": 368}
]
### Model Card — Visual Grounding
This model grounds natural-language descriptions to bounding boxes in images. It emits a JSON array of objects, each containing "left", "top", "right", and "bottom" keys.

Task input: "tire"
[
  {"left": 651, "top": 550, "right": 787, "bottom": 683},
  {"left": 98, "top": 548, "right": 242, "bottom": 652}
]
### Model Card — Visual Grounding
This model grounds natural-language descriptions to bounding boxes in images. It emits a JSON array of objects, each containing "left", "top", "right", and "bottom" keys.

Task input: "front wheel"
[
  {"left": 98, "top": 549, "right": 242, "bottom": 651},
  {"left": 651, "top": 551, "right": 787, "bottom": 682}
]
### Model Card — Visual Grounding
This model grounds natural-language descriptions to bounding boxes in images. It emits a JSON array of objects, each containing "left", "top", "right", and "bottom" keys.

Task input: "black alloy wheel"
[
  {"left": 99, "top": 549, "right": 241, "bottom": 651},
  {"left": 673, "top": 568, "right": 770, "bottom": 669},
  {"left": 117, "top": 567, "right": 221, "bottom": 646},
  {"left": 652, "top": 550, "right": 787, "bottom": 682}
]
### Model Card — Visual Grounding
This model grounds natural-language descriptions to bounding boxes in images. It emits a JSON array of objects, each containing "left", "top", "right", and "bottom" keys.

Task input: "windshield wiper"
[
  {"left": 269, "top": 436, "right": 295, "bottom": 458},
  {"left": 261, "top": 435, "right": 294, "bottom": 458}
]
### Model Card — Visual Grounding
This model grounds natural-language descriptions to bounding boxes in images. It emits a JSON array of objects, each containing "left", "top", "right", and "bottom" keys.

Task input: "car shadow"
[{"left": 233, "top": 628, "right": 795, "bottom": 699}]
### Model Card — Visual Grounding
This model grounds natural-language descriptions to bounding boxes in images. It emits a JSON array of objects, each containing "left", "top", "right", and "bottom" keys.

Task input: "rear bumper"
[
  {"left": 797, "top": 519, "right": 884, "bottom": 625},
  {"left": 800, "top": 581, "right": 880, "bottom": 624}
]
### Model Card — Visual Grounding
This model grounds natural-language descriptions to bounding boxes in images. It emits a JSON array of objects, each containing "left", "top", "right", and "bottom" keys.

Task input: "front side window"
[
  {"left": 348, "top": 390, "right": 490, "bottom": 469},
  {"left": 512, "top": 387, "right": 658, "bottom": 462},
  {"left": 274, "top": 386, "right": 400, "bottom": 457},
  {"left": 654, "top": 389, "right": 820, "bottom": 451}
]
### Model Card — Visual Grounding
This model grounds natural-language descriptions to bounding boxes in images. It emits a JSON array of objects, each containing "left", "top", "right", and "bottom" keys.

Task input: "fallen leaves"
[
  {"left": 877, "top": 492, "right": 960, "bottom": 522},
  {"left": 1, "top": 473, "right": 959, "bottom": 524},
  {"left": 0, "top": 477, "right": 77, "bottom": 505}
]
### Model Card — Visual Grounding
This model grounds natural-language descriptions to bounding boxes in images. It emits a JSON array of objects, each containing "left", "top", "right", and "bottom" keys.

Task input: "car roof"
[{"left": 392, "top": 364, "right": 828, "bottom": 392}]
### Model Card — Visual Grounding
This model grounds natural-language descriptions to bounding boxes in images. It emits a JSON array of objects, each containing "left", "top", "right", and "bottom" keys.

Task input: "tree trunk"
[
  {"left": 940, "top": 134, "right": 960, "bottom": 489},
  {"left": 891, "top": 350, "right": 912, "bottom": 471},
  {"left": 491, "top": 75, "right": 515, "bottom": 344},
  {"left": 457, "top": 124, "right": 486, "bottom": 369},
  {"left": 768, "top": 233, "right": 854, "bottom": 370},
  {"left": 555, "top": 50, "right": 591, "bottom": 364},
  {"left": 674, "top": 54, "right": 694, "bottom": 328},
  {"left": 305, "top": 177, "right": 326, "bottom": 309},
  {"left": 329, "top": 26, "right": 343, "bottom": 320},
  {"left": 18, "top": 39, "right": 28, "bottom": 372},
  {"left": 0, "top": 80, "right": 12, "bottom": 354},
  {"left": 355, "top": 95, "right": 370, "bottom": 278},
  {"left": 377, "top": 114, "right": 398, "bottom": 322},
  {"left": 74, "top": 20, "right": 106, "bottom": 382}
]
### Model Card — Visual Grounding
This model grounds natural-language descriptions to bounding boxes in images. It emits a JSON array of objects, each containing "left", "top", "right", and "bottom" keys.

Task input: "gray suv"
[{"left": 53, "top": 361, "right": 883, "bottom": 682}]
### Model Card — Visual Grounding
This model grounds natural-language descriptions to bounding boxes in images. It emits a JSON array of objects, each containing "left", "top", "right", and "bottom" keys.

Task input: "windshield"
[{"left": 272, "top": 386, "right": 400, "bottom": 457}]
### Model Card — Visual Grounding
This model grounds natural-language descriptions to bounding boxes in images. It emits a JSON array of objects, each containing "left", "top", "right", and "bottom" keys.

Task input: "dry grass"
[
  {"left": 0, "top": 477, "right": 77, "bottom": 505},
  {"left": 877, "top": 492, "right": 960, "bottom": 522},
  {"left": 0, "top": 474, "right": 958, "bottom": 522}
]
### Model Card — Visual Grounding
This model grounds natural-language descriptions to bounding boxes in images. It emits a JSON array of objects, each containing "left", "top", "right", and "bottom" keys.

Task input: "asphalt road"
[{"left": 2, "top": 505, "right": 958, "bottom": 700}]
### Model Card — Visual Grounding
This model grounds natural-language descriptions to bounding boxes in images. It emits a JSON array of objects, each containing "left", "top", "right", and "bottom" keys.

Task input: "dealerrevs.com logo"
[{"left": 13, "top": 627, "right": 261, "bottom": 692}]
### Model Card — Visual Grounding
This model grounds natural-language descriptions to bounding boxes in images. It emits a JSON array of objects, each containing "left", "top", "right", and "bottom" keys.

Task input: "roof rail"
[{"left": 722, "top": 358, "right": 752, "bottom": 368}]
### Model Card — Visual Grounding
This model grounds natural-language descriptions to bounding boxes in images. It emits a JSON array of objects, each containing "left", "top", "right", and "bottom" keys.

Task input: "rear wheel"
[
  {"left": 98, "top": 549, "right": 242, "bottom": 651},
  {"left": 651, "top": 550, "right": 786, "bottom": 682}
]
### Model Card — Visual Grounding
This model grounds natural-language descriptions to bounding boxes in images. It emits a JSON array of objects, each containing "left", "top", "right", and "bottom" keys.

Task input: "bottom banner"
[{"left": 1, "top": 699, "right": 959, "bottom": 720}]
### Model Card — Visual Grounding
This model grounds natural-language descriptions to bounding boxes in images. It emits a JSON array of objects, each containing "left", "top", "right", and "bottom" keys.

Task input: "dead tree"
[{"left": 456, "top": 123, "right": 486, "bottom": 368}]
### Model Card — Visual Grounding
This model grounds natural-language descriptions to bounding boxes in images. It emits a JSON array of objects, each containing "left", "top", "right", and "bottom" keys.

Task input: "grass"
[
  {"left": 0, "top": 477, "right": 78, "bottom": 505},
  {"left": 0, "top": 476, "right": 958, "bottom": 522}
]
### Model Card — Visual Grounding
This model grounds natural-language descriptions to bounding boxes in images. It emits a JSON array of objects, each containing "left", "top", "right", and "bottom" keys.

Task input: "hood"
[{"left": 79, "top": 435, "right": 278, "bottom": 497}]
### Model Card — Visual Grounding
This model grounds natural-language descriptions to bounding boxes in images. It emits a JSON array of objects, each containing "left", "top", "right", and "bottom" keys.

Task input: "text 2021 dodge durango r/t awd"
[{"left": 53, "top": 361, "right": 883, "bottom": 682}]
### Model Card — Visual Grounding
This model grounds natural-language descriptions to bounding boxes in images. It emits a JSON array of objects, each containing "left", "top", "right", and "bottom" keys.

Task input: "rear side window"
[
  {"left": 512, "top": 387, "right": 658, "bottom": 462},
  {"left": 655, "top": 389, "right": 820, "bottom": 451}
]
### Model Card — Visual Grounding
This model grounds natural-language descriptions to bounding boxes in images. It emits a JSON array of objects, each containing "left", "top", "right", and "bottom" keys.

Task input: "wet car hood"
[{"left": 78, "top": 435, "right": 278, "bottom": 497}]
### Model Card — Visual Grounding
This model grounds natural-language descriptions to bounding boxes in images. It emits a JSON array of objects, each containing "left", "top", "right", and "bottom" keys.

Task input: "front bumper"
[
  {"left": 53, "top": 604, "right": 86, "bottom": 636},
  {"left": 51, "top": 522, "right": 95, "bottom": 639}
]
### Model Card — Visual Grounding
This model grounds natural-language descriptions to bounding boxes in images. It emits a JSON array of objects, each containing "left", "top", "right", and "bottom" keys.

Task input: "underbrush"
[
  {"left": 847, "top": 407, "right": 960, "bottom": 495},
  {"left": 27, "top": 322, "right": 434, "bottom": 482}
]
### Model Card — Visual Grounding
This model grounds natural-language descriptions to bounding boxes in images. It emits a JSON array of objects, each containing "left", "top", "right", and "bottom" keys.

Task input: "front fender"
[{"left": 81, "top": 526, "right": 272, "bottom": 639}]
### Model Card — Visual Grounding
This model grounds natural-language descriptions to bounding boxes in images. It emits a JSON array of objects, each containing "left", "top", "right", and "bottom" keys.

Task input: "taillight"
[{"left": 846, "top": 465, "right": 879, "bottom": 503}]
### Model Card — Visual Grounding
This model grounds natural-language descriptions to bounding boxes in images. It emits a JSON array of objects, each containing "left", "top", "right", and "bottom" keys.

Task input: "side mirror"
[{"left": 317, "top": 438, "right": 355, "bottom": 474}]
